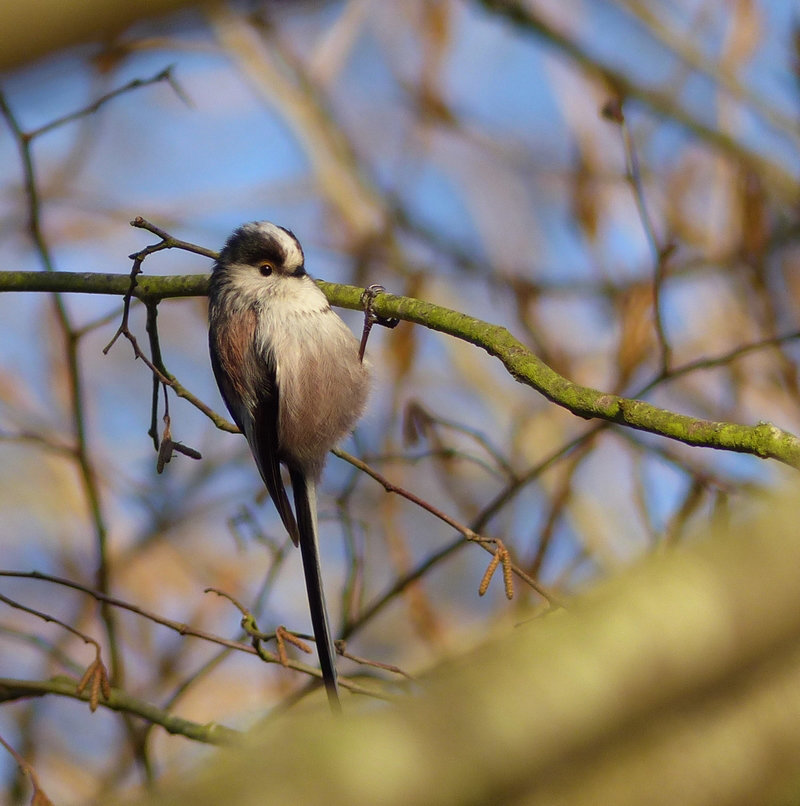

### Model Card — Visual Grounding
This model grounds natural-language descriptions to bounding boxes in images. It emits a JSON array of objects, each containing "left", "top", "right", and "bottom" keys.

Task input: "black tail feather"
[{"left": 289, "top": 468, "right": 341, "bottom": 712}]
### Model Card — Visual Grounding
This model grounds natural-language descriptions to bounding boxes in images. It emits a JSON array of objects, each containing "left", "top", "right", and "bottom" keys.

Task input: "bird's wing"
[
  {"left": 250, "top": 368, "right": 299, "bottom": 545},
  {"left": 209, "top": 307, "right": 299, "bottom": 545}
]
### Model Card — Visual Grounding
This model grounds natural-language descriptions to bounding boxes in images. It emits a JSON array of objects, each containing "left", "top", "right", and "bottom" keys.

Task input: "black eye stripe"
[{"left": 291, "top": 266, "right": 306, "bottom": 278}]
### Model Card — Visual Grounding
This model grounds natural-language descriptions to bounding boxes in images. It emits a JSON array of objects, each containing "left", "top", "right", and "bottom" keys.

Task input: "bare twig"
[
  {"left": 130, "top": 216, "right": 219, "bottom": 259},
  {"left": 0, "top": 571, "right": 259, "bottom": 656},
  {"left": 276, "top": 626, "right": 313, "bottom": 666},
  {"left": 335, "top": 641, "right": 414, "bottom": 680},
  {"left": 103, "top": 218, "right": 222, "bottom": 456},
  {"left": 402, "top": 400, "right": 518, "bottom": 480},
  {"left": 333, "top": 449, "right": 562, "bottom": 606},
  {"left": 0, "top": 570, "right": 379, "bottom": 697},
  {"left": 603, "top": 97, "right": 673, "bottom": 373},
  {"left": 27, "top": 67, "right": 187, "bottom": 140},
  {"left": 0, "top": 732, "right": 54, "bottom": 805},
  {"left": 0, "top": 592, "right": 111, "bottom": 713}
]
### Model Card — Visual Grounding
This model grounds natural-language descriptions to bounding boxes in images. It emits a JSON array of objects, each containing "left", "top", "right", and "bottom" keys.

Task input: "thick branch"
[
  {"left": 328, "top": 284, "right": 800, "bottom": 468},
  {"left": 0, "top": 270, "right": 206, "bottom": 299},
  {"left": 3, "top": 270, "right": 800, "bottom": 468},
  {"left": 123, "top": 498, "right": 800, "bottom": 806}
]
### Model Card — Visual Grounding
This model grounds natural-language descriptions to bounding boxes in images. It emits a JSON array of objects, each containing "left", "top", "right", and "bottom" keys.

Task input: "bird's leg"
[{"left": 359, "top": 284, "right": 398, "bottom": 362}]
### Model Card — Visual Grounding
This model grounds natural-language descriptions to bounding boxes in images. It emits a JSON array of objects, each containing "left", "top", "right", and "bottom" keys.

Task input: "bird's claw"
[
  {"left": 360, "top": 284, "right": 399, "bottom": 330},
  {"left": 359, "top": 284, "right": 397, "bottom": 361}
]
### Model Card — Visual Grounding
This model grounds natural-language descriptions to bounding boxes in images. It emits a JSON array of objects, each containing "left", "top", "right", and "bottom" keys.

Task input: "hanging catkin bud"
[{"left": 479, "top": 550, "right": 501, "bottom": 596}]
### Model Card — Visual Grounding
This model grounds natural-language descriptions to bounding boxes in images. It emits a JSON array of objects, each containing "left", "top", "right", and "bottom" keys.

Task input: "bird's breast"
[{"left": 257, "top": 295, "right": 371, "bottom": 475}]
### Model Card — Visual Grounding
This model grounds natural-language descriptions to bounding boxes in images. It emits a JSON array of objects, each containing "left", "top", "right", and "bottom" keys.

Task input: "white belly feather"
[{"left": 256, "top": 277, "right": 370, "bottom": 474}]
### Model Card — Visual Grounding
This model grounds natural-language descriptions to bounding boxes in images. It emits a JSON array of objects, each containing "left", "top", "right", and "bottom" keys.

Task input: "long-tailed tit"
[{"left": 208, "top": 222, "right": 370, "bottom": 710}]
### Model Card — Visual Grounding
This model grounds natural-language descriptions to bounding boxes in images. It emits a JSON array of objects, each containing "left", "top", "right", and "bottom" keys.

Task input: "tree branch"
[
  {"left": 3, "top": 269, "right": 800, "bottom": 468},
  {"left": 476, "top": 0, "right": 798, "bottom": 203},
  {"left": 0, "top": 676, "right": 239, "bottom": 745}
]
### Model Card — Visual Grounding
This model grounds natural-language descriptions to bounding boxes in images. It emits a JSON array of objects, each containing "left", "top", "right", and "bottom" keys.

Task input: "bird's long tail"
[{"left": 289, "top": 468, "right": 341, "bottom": 712}]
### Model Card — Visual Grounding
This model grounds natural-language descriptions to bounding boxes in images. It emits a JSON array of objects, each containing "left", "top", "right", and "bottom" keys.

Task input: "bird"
[{"left": 208, "top": 221, "right": 371, "bottom": 710}]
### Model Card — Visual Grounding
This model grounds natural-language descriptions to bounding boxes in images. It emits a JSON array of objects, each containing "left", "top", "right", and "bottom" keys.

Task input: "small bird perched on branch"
[{"left": 208, "top": 222, "right": 371, "bottom": 710}]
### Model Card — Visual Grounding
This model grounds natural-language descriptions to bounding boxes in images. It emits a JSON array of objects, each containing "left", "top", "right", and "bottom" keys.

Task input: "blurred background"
[{"left": 1, "top": 0, "right": 799, "bottom": 802}]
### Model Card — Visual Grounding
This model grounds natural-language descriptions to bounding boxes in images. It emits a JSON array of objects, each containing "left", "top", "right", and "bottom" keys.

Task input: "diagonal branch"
[{"left": 2, "top": 268, "right": 800, "bottom": 468}]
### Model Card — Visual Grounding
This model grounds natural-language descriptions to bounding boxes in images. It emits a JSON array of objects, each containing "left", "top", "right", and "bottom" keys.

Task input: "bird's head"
[{"left": 212, "top": 221, "right": 307, "bottom": 293}]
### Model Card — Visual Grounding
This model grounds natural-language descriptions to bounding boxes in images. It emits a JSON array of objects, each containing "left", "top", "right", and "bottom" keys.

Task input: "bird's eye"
[{"left": 259, "top": 263, "right": 273, "bottom": 277}]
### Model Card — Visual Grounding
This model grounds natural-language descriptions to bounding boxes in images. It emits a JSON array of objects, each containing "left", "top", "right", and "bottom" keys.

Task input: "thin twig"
[
  {"left": 0, "top": 570, "right": 380, "bottom": 697},
  {"left": 0, "top": 571, "right": 257, "bottom": 655},
  {"left": 335, "top": 641, "right": 414, "bottom": 680},
  {"left": 130, "top": 215, "right": 219, "bottom": 259},
  {"left": 636, "top": 329, "right": 800, "bottom": 396},
  {"left": 103, "top": 219, "right": 235, "bottom": 436},
  {"left": 402, "top": 400, "right": 518, "bottom": 480},
  {"left": 333, "top": 449, "right": 562, "bottom": 606},
  {"left": 0, "top": 592, "right": 111, "bottom": 713},
  {"left": 26, "top": 67, "right": 186, "bottom": 140},
  {"left": 0, "top": 732, "right": 54, "bottom": 805},
  {"left": 0, "top": 593, "right": 102, "bottom": 657},
  {"left": 603, "top": 97, "right": 673, "bottom": 373}
]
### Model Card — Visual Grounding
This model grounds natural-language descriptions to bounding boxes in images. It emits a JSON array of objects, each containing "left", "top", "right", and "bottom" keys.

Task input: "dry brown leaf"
[
  {"left": 615, "top": 283, "right": 655, "bottom": 388},
  {"left": 722, "top": 0, "right": 762, "bottom": 71}
]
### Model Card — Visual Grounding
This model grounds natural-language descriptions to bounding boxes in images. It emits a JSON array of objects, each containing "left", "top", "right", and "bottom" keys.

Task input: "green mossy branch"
[
  {"left": 0, "top": 270, "right": 207, "bottom": 299},
  {"left": 0, "top": 676, "right": 239, "bottom": 745},
  {"left": 3, "top": 270, "right": 800, "bottom": 468},
  {"left": 330, "top": 284, "right": 800, "bottom": 467}
]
